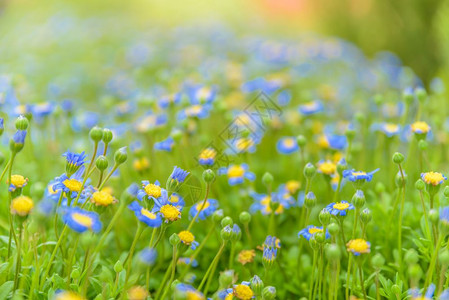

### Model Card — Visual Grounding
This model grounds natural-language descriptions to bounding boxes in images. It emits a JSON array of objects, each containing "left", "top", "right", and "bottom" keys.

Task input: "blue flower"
[
  {"left": 440, "top": 206, "right": 449, "bottom": 224},
  {"left": 326, "top": 201, "right": 354, "bottom": 216},
  {"left": 62, "top": 207, "right": 102, "bottom": 233},
  {"left": 139, "top": 247, "right": 157, "bottom": 266},
  {"left": 128, "top": 201, "right": 163, "bottom": 228},
  {"left": 189, "top": 199, "right": 218, "bottom": 221},
  {"left": 374, "top": 123, "right": 401, "bottom": 137},
  {"left": 134, "top": 112, "right": 167, "bottom": 132},
  {"left": 343, "top": 169, "right": 379, "bottom": 182},
  {"left": 298, "top": 225, "right": 330, "bottom": 241},
  {"left": 169, "top": 166, "right": 190, "bottom": 183},
  {"left": 137, "top": 180, "right": 162, "bottom": 201},
  {"left": 63, "top": 151, "right": 87, "bottom": 176},
  {"left": 198, "top": 148, "right": 217, "bottom": 166},
  {"left": 175, "top": 283, "right": 205, "bottom": 299},
  {"left": 178, "top": 257, "right": 198, "bottom": 267},
  {"left": 326, "top": 134, "right": 347, "bottom": 150},
  {"left": 298, "top": 100, "right": 324, "bottom": 115},
  {"left": 177, "top": 104, "right": 211, "bottom": 120},
  {"left": 276, "top": 137, "right": 299, "bottom": 154},
  {"left": 218, "top": 163, "right": 255, "bottom": 185},
  {"left": 12, "top": 130, "right": 27, "bottom": 144},
  {"left": 409, "top": 283, "right": 435, "bottom": 299},
  {"left": 154, "top": 136, "right": 174, "bottom": 152}
]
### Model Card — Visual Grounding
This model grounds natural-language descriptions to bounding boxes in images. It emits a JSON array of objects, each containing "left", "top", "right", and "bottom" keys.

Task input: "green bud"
[
  {"left": 221, "top": 216, "right": 233, "bottom": 228},
  {"left": 408, "top": 264, "right": 422, "bottom": 280},
  {"left": 296, "top": 135, "right": 306, "bottom": 147},
  {"left": 169, "top": 233, "right": 180, "bottom": 246},
  {"left": 360, "top": 208, "right": 372, "bottom": 224},
  {"left": 395, "top": 172, "right": 407, "bottom": 187},
  {"left": 336, "top": 159, "right": 347, "bottom": 175},
  {"left": 89, "top": 126, "right": 103, "bottom": 142},
  {"left": 326, "top": 244, "right": 341, "bottom": 261},
  {"left": 391, "top": 284, "right": 401, "bottom": 296},
  {"left": 418, "top": 139, "right": 428, "bottom": 151},
  {"left": 304, "top": 192, "right": 316, "bottom": 209},
  {"left": 114, "top": 147, "right": 128, "bottom": 164},
  {"left": 309, "top": 236, "right": 320, "bottom": 251},
  {"left": 444, "top": 186, "right": 449, "bottom": 198},
  {"left": 239, "top": 211, "right": 251, "bottom": 225},
  {"left": 219, "top": 270, "right": 235, "bottom": 288},
  {"left": 327, "top": 223, "right": 339, "bottom": 236},
  {"left": 429, "top": 209, "right": 439, "bottom": 224},
  {"left": 319, "top": 209, "right": 331, "bottom": 226},
  {"left": 415, "top": 87, "right": 427, "bottom": 102},
  {"left": 202, "top": 169, "right": 215, "bottom": 183},
  {"left": 315, "top": 232, "right": 326, "bottom": 244},
  {"left": 212, "top": 209, "right": 224, "bottom": 223},
  {"left": 171, "top": 129, "right": 183, "bottom": 142},
  {"left": 221, "top": 226, "right": 232, "bottom": 241},
  {"left": 375, "top": 182, "right": 385, "bottom": 194},
  {"left": 415, "top": 179, "right": 425, "bottom": 191},
  {"left": 114, "top": 260, "right": 123, "bottom": 273},
  {"left": 392, "top": 152, "right": 404, "bottom": 164},
  {"left": 373, "top": 94, "right": 384, "bottom": 106},
  {"left": 404, "top": 249, "right": 419, "bottom": 264},
  {"left": 70, "top": 268, "right": 80, "bottom": 279},
  {"left": 403, "top": 91, "right": 415, "bottom": 105},
  {"left": 345, "top": 128, "right": 356, "bottom": 140},
  {"left": 15, "top": 115, "right": 29, "bottom": 130},
  {"left": 262, "top": 172, "right": 274, "bottom": 187},
  {"left": 304, "top": 163, "right": 316, "bottom": 179},
  {"left": 250, "top": 275, "right": 264, "bottom": 296},
  {"left": 262, "top": 286, "right": 276, "bottom": 300},
  {"left": 352, "top": 190, "right": 365, "bottom": 209},
  {"left": 371, "top": 253, "right": 385, "bottom": 269},
  {"left": 96, "top": 155, "right": 109, "bottom": 171},
  {"left": 102, "top": 128, "right": 113, "bottom": 144},
  {"left": 440, "top": 250, "right": 449, "bottom": 265}
]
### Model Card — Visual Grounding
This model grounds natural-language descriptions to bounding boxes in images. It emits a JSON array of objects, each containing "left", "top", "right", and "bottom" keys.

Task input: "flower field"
[{"left": 1, "top": 1, "right": 449, "bottom": 300}]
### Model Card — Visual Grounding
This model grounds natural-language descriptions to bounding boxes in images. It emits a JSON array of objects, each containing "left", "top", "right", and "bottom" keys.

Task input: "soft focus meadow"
[{"left": 2, "top": 1, "right": 449, "bottom": 300}]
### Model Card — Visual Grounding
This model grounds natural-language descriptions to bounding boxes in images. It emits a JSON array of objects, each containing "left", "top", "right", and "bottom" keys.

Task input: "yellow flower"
[
  {"left": 127, "top": 286, "right": 148, "bottom": 300},
  {"left": 318, "top": 161, "right": 336, "bottom": 175},
  {"left": 160, "top": 204, "right": 181, "bottom": 221},
  {"left": 421, "top": 172, "right": 447, "bottom": 186},
  {"left": 178, "top": 230, "right": 195, "bottom": 245},
  {"left": 285, "top": 180, "right": 300, "bottom": 194},
  {"left": 11, "top": 196, "right": 34, "bottom": 216},
  {"left": 233, "top": 284, "right": 254, "bottom": 300},
  {"left": 63, "top": 179, "right": 82, "bottom": 192},
  {"left": 144, "top": 183, "right": 161, "bottom": 198},
  {"left": 346, "top": 239, "right": 371, "bottom": 255},
  {"left": 133, "top": 158, "right": 150, "bottom": 171},
  {"left": 227, "top": 165, "right": 245, "bottom": 178},
  {"left": 411, "top": 121, "right": 431, "bottom": 134},
  {"left": 92, "top": 190, "right": 115, "bottom": 206},
  {"left": 54, "top": 291, "right": 86, "bottom": 300},
  {"left": 238, "top": 250, "right": 255, "bottom": 265},
  {"left": 9, "top": 174, "right": 28, "bottom": 188}
]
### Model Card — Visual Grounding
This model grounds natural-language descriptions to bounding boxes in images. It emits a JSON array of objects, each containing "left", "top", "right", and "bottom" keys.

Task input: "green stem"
[
  {"left": 7, "top": 153, "right": 17, "bottom": 259},
  {"left": 98, "top": 164, "right": 119, "bottom": 191},
  {"left": 159, "top": 245, "right": 178, "bottom": 300},
  {"left": 425, "top": 234, "right": 444, "bottom": 288},
  {"left": 309, "top": 250, "right": 317, "bottom": 300},
  {"left": 198, "top": 242, "right": 226, "bottom": 291},
  {"left": 40, "top": 225, "right": 69, "bottom": 289},
  {"left": 187, "top": 182, "right": 210, "bottom": 231},
  {"left": 13, "top": 222, "right": 23, "bottom": 291},
  {"left": 124, "top": 223, "right": 144, "bottom": 288},
  {"left": 359, "top": 263, "right": 367, "bottom": 300}
]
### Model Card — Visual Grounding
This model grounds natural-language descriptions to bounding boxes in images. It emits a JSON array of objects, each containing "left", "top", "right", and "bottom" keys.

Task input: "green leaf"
[{"left": 0, "top": 281, "right": 14, "bottom": 299}]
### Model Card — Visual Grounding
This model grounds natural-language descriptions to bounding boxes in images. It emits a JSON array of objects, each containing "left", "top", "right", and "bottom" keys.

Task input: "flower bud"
[
  {"left": 418, "top": 139, "right": 428, "bottom": 151},
  {"left": 354, "top": 112, "right": 365, "bottom": 124},
  {"left": 89, "top": 126, "right": 103, "bottom": 142},
  {"left": 102, "top": 128, "right": 113, "bottom": 144},
  {"left": 395, "top": 171, "right": 407, "bottom": 187},
  {"left": 336, "top": 159, "right": 347, "bottom": 175},
  {"left": 309, "top": 236, "right": 320, "bottom": 251},
  {"left": 415, "top": 87, "right": 427, "bottom": 103},
  {"left": 114, "top": 147, "right": 128, "bottom": 164},
  {"left": 221, "top": 225, "right": 232, "bottom": 241},
  {"left": 96, "top": 155, "right": 109, "bottom": 171},
  {"left": 15, "top": 115, "right": 29, "bottom": 130},
  {"left": 250, "top": 275, "right": 264, "bottom": 296},
  {"left": 315, "top": 232, "right": 326, "bottom": 244},
  {"left": 345, "top": 128, "right": 356, "bottom": 141},
  {"left": 415, "top": 179, "right": 425, "bottom": 191},
  {"left": 429, "top": 209, "right": 439, "bottom": 224},
  {"left": 71, "top": 268, "right": 81, "bottom": 279},
  {"left": 296, "top": 135, "right": 306, "bottom": 147},
  {"left": 10, "top": 130, "right": 27, "bottom": 153},
  {"left": 262, "top": 172, "right": 274, "bottom": 187},
  {"left": 213, "top": 209, "right": 224, "bottom": 223},
  {"left": 319, "top": 209, "right": 331, "bottom": 226},
  {"left": 202, "top": 169, "right": 215, "bottom": 183},
  {"left": 404, "top": 249, "right": 419, "bottom": 264},
  {"left": 325, "top": 244, "right": 341, "bottom": 261},
  {"left": 304, "top": 192, "right": 316, "bottom": 209},
  {"left": 169, "top": 233, "right": 180, "bottom": 246},
  {"left": 392, "top": 152, "right": 404, "bottom": 164},
  {"left": 391, "top": 284, "right": 401, "bottom": 296},
  {"left": 352, "top": 190, "right": 365, "bottom": 209},
  {"left": 440, "top": 250, "right": 449, "bottom": 265},
  {"left": 304, "top": 163, "right": 316, "bottom": 179},
  {"left": 327, "top": 223, "right": 339, "bottom": 236},
  {"left": 219, "top": 270, "right": 235, "bottom": 288},
  {"left": 231, "top": 224, "right": 242, "bottom": 242},
  {"left": 221, "top": 216, "right": 233, "bottom": 228},
  {"left": 360, "top": 208, "right": 372, "bottom": 224},
  {"left": 262, "top": 286, "right": 276, "bottom": 300},
  {"left": 371, "top": 253, "right": 385, "bottom": 269},
  {"left": 171, "top": 129, "right": 183, "bottom": 142},
  {"left": 408, "top": 264, "right": 423, "bottom": 279},
  {"left": 239, "top": 211, "right": 251, "bottom": 225}
]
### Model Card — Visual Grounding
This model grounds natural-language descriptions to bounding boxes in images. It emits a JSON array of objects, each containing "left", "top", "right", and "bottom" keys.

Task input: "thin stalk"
[
  {"left": 359, "top": 263, "right": 367, "bottom": 299},
  {"left": 198, "top": 242, "right": 226, "bottom": 291},
  {"left": 159, "top": 246, "right": 178, "bottom": 300},
  {"left": 309, "top": 250, "right": 317, "bottom": 300},
  {"left": 13, "top": 223, "right": 23, "bottom": 291},
  {"left": 40, "top": 225, "right": 69, "bottom": 289},
  {"left": 98, "top": 163, "right": 119, "bottom": 190},
  {"left": 187, "top": 182, "right": 210, "bottom": 231}
]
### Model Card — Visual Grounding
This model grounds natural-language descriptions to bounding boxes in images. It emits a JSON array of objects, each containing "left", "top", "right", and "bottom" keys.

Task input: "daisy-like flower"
[
  {"left": 52, "top": 167, "right": 85, "bottom": 197},
  {"left": 8, "top": 174, "right": 28, "bottom": 192},
  {"left": 326, "top": 201, "right": 354, "bottom": 216},
  {"left": 176, "top": 283, "right": 206, "bottom": 300},
  {"left": 343, "top": 169, "right": 379, "bottom": 184},
  {"left": 63, "top": 151, "right": 87, "bottom": 176},
  {"left": 276, "top": 137, "right": 299, "bottom": 154},
  {"left": 168, "top": 193, "right": 185, "bottom": 207},
  {"left": 421, "top": 172, "right": 447, "bottom": 186},
  {"left": 189, "top": 198, "right": 218, "bottom": 221},
  {"left": 298, "top": 225, "right": 330, "bottom": 241},
  {"left": 346, "top": 239, "right": 371, "bottom": 256},
  {"left": 238, "top": 249, "right": 256, "bottom": 265},
  {"left": 139, "top": 247, "right": 157, "bottom": 266},
  {"left": 133, "top": 157, "right": 150, "bottom": 172},
  {"left": 127, "top": 286, "right": 148, "bottom": 300},
  {"left": 411, "top": 121, "right": 431, "bottom": 135},
  {"left": 62, "top": 207, "right": 102, "bottom": 233},
  {"left": 91, "top": 190, "right": 116, "bottom": 206},
  {"left": 218, "top": 163, "right": 255, "bottom": 186},
  {"left": 409, "top": 283, "right": 435, "bottom": 300},
  {"left": 219, "top": 282, "right": 254, "bottom": 300},
  {"left": 169, "top": 166, "right": 190, "bottom": 184},
  {"left": 198, "top": 147, "right": 217, "bottom": 166},
  {"left": 376, "top": 123, "right": 401, "bottom": 137},
  {"left": 177, "top": 257, "right": 199, "bottom": 267},
  {"left": 134, "top": 112, "right": 167, "bottom": 133},
  {"left": 317, "top": 134, "right": 347, "bottom": 151},
  {"left": 284, "top": 180, "right": 300, "bottom": 194},
  {"left": 317, "top": 160, "right": 337, "bottom": 176},
  {"left": 178, "top": 230, "right": 199, "bottom": 250},
  {"left": 152, "top": 189, "right": 182, "bottom": 222},
  {"left": 11, "top": 195, "right": 34, "bottom": 217},
  {"left": 137, "top": 180, "right": 162, "bottom": 201},
  {"left": 178, "top": 104, "right": 211, "bottom": 120},
  {"left": 298, "top": 100, "right": 324, "bottom": 115},
  {"left": 154, "top": 136, "right": 174, "bottom": 152},
  {"left": 128, "top": 201, "right": 163, "bottom": 228}
]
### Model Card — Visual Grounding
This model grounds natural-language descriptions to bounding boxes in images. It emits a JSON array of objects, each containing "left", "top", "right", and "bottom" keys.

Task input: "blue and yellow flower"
[
  {"left": 168, "top": 193, "right": 185, "bottom": 207},
  {"left": 62, "top": 207, "right": 102, "bottom": 233},
  {"left": 11, "top": 195, "right": 34, "bottom": 217},
  {"left": 343, "top": 169, "right": 379, "bottom": 183},
  {"left": 218, "top": 163, "right": 255, "bottom": 185},
  {"left": 52, "top": 167, "right": 85, "bottom": 197},
  {"left": 134, "top": 112, "right": 167, "bottom": 133},
  {"left": 409, "top": 284, "right": 435, "bottom": 300},
  {"left": 298, "top": 100, "right": 324, "bottom": 115},
  {"left": 198, "top": 148, "right": 217, "bottom": 166},
  {"left": 152, "top": 189, "right": 182, "bottom": 222},
  {"left": 189, "top": 198, "right": 218, "bottom": 221},
  {"left": 178, "top": 230, "right": 199, "bottom": 250},
  {"left": 375, "top": 123, "right": 401, "bottom": 137},
  {"left": 421, "top": 172, "right": 447, "bottom": 186},
  {"left": 8, "top": 174, "right": 28, "bottom": 192},
  {"left": 169, "top": 166, "right": 190, "bottom": 184},
  {"left": 317, "top": 160, "right": 337, "bottom": 176},
  {"left": 176, "top": 283, "right": 205, "bottom": 300},
  {"left": 411, "top": 121, "right": 431, "bottom": 135},
  {"left": 63, "top": 151, "right": 87, "bottom": 176},
  {"left": 219, "top": 282, "right": 254, "bottom": 300},
  {"left": 326, "top": 201, "right": 354, "bottom": 216},
  {"left": 54, "top": 290, "right": 86, "bottom": 300},
  {"left": 137, "top": 180, "right": 162, "bottom": 201},
  {"left": 346, "top": 239, "right": 371, "bottom": 256},
  {"left": 276, "top": 137, "right": 299, "bottom": 154},
  {"left": 317, "top": 134, "right": 347, "bottom": 150},
  {"left": 298, "top": 225, "right": 330, "bottom": 241},
  {"left": 154, "top": 136, "right": 174, "bottom": 152},
  {"left": 128, "top": 201, "right": 163, "bottom": 228}
]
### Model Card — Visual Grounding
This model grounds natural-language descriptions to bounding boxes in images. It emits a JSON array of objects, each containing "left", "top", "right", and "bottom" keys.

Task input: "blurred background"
[{"left": 0, "top": 0, "right": 447, "bottom": 88}]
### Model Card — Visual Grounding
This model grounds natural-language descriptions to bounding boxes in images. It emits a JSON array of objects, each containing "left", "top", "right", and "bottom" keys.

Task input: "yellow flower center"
[
  {"left": 384, "top": 123, "right": 399, "bottom": 133},
  {"left": 195, "top": 200, "right": 210, "bottom": 211},
  {"left": 127, "top": 286, "right": 148, "bottom": 300},
  {"left": 178, "top": 230, "right": 195, "bottom": 244},
  {"left": 318, "top": 161, "right": 336, "bottom": 175},
  {"left": 160, "top": 204, "right": 181, "bottom": 221},
  {"left": 11, "top": 196, "right": 34, "bottom": 216},
  {"left": 92, "top": 191, "right": 114, "bottom": 206},
  {"left": 238, "top": 250, "right": 255, "bottom": 264},
  {"left": 133, "top": 158, "right": 150, "bottom": 171},
  {"left": 186, "top": 105, "right": 203, "bottom": 115},
  {"left": 48, "top": 184, "right": 58, "bottom": 195},
  {"left": 10, "top": 175, "right": 27, "bottom": 187},
  {"left": 282, "top": 138, "right": 296, "bottom": 148},
  {"left": 333, "top": 202, "right": 350, "bottom": 210},
  {"left": 63, "top": 179, "right": 83, "bottom": 192},
  {"left": 423, "top": 172, "right": 446, "bottom": 185},
  {"left": 140, "top": 208, "right": 157, "bottom": 219},
  {"left": 411, "top": 121, "right": 430, "bottom": 133},
  {"left": 54, "top": 291, "right": 86, "bottom": 300},
  {"left": 352, "top": 171, "right": 366, "bottom": 177},
  {"left": 72, "top": 213, "right": 93, "bottom": 228},
  {"left": 308, "top": 227, "right": 323, "bottom": 235},
  {"left": 285, "top": 180, "right": 300, "bottom": 194},
  {"left": 228, "top": 165, "right": 245, "bottom": 178},
  {"left": 346, "top": 239, "right": 370, "bottom": 254},
  {"left": 144, "top": 183, "right": 161, "bottom": 198},
  {"left": 225, "top": 294, "right": 234, "bottom": 300},
  {"left": 236, "top": 138, "right": 254, "bottom": 151},
  {"left": 318, "top": 135, "right": 329, "bottom": 149},
  {"left": 233, "top": 284, "right": 254, "bottom": 300},
  {"left": 169, "top": 194, "right": 180, "bottom": 204},
  {"left": 199, "top": 148, "right": 216, "bottom": 160},
  {"left": 186, "top": 291, "right": 205, "bottom": 300}
]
